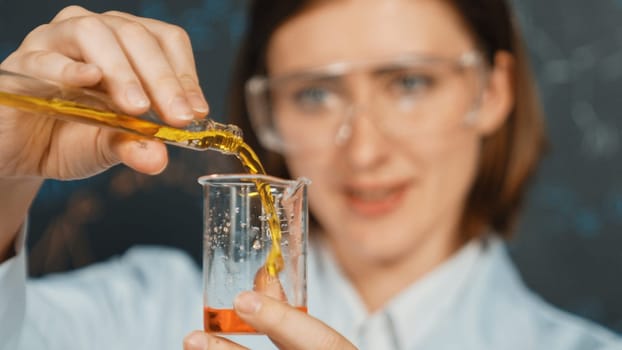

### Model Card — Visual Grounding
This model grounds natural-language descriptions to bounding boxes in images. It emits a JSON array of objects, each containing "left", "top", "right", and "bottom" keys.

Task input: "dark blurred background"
[{"left": 1, "top": 0, "right": 621, "bottom": 334}]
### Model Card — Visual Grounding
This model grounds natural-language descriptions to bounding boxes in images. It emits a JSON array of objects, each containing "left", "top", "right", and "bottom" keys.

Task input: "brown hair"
[{"left": 226, "top": 0, "right": 547, "bottom": 240}]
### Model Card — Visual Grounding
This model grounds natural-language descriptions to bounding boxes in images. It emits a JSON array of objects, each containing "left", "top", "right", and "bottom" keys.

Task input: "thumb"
[
  {"left": 183, "top": 331, "right": 209, "bottom": 350},
  {"left": 108, "top": 133, "right": 168, "bottom": 175},
  {"left": 233, "top": 291, "right": 357, "bottom": 350},
  {"left": 183, "top": 330, "right": 248, "bottom": 350}
]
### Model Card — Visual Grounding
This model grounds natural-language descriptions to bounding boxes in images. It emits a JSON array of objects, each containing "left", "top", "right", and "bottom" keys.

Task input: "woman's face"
[{"left": 266, "top": 0, "right": 505, "bottom": 264}]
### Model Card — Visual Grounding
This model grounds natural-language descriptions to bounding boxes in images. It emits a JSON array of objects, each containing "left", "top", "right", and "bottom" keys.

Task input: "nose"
[{"left": 339, "top": 105, "right": 390, "bottom": 171}]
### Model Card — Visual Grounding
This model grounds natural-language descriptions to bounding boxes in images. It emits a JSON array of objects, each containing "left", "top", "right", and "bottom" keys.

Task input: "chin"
[
  {"left": 354, "top": 241, "right": 416, "bottom": 266},
  {"left": 333, "top": 223, "right": 420, "bottom": 264}
]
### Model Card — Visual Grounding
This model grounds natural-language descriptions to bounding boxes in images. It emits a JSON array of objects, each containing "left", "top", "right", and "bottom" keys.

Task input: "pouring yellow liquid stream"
[{"left": 0, "top": 90, "right": 284, "bottom": 276}]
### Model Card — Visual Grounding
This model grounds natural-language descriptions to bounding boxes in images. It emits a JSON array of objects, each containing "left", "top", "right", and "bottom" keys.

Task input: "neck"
[{"left": 327, "top": 227, "right": 464, "bottom": 313}]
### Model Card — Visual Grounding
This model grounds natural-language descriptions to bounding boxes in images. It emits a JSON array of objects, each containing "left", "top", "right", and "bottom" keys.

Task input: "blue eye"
[
  {"left": 391, "top": 74, "right": 432, "bottom": 95},
  {"left": 293, "top": 87, "right": 331, "bottom": 110}
]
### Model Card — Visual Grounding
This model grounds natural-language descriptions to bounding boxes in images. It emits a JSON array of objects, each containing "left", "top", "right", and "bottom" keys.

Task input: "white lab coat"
[{"left": 1, "top": 224, "right": 620, "bottom": 350}]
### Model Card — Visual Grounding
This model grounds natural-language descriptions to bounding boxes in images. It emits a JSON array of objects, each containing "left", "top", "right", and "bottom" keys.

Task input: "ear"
[{"left": 475, "top": 51, "right": 515, "bottom": 136}]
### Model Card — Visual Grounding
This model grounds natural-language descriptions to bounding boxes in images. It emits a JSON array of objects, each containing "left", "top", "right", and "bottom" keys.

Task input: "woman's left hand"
[{"left": 183, "top": 291, "right": 358, "bottom": 350}]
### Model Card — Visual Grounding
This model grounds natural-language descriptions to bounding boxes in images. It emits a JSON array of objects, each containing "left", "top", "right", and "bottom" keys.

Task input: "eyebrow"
[
  {"left": 371, "top": 64, "right": 412, "bottom": 76},
  {"left": 274, "top": 72, "right": 343, "bottom": 86},
  {"left": 271, "top": 58, "right": 445, "bottom": 87}
]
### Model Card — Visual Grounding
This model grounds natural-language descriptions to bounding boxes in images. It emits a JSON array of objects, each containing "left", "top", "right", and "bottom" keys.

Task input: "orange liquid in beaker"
[{"left": 204, "top": 306, "right": 308, "bottom": 334}]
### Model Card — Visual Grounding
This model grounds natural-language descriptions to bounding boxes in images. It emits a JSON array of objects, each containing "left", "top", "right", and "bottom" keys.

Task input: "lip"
[{"left": 343, "top": 181, "right": 410, "bottom": 217}]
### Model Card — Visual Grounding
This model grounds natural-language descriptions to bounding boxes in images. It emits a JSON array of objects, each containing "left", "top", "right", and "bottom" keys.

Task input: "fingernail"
[
  {"left": 185, "top": 332, "right": 208, "bottom": 350},
  {"left": 170, "top": 96, "right": 194, "bottom": 121},
  {"left": 125, "top": 84, "right": 149, "bottom": 108},
  {"left": 187, "top": 92, "right": 209, "bottom": 114},
  {"left": 234, "top": 291, "right": 262, "bottom": 314}
]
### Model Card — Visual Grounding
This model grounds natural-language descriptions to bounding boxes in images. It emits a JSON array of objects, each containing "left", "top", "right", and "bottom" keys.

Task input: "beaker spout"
[{"left": 284, "top": 177, "right": 311, "bottom": 201}]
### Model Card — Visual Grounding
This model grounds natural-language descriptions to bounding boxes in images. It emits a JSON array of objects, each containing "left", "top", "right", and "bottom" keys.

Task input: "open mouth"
[{"left": 344, "top": 182, "right": 409, "bottom": 216}]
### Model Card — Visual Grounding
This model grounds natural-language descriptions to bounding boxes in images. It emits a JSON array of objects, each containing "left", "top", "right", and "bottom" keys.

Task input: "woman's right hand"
[
  {"left": 0, "top": 5, "right": 209, "bottom": 180},
  {"left": 0, "top": 6, "right": 209, "bottom": 260}
]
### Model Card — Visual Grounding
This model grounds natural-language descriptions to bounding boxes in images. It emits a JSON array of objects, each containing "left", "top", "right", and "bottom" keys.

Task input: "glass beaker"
[{"left": 198, "top": 174, "right": 309, "bottom": 334}]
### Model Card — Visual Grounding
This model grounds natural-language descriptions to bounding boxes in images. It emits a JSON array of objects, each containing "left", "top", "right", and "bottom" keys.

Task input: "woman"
[
  {"left": 0, "top": 1, "right": 619, "bottom": 350},
  {"left": 185, "top": 0, "right": 621, "bottom": 348}
]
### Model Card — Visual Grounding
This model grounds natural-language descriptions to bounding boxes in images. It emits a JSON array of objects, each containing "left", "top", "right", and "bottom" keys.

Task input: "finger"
[
  {"left": 109, "top": 133, "right": 168, "bottom": 175},
  {"left": 234, "top": 292, "right": 357, "bottom": 350},
  {"left": 253, "top": 265, "right": 287, "bottom": 302},
  {"left": 27, "top": 16, "right": 152, "bottom": 116},
  {"left": 183, "top": 330, "right": 249, "bottom": 350},
  {"left": 102, "top": 11, "right": 209, "bottom": 114},
  {"left": 97, "top": 15, "right": 199, "bottom": 126},
  {"left": 34, "top": 126, "right": 166, "bottom": 179},
  {"left": 50, "top": 5, "right": 93, "bottom": 23},
  {"left": 4, "top": 50, "right": 102, "bottom": 87}
]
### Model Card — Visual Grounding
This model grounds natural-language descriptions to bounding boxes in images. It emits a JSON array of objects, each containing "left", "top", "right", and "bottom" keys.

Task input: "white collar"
[{"left": 308, "top": 236, "right": 499, "bottom": 350}]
